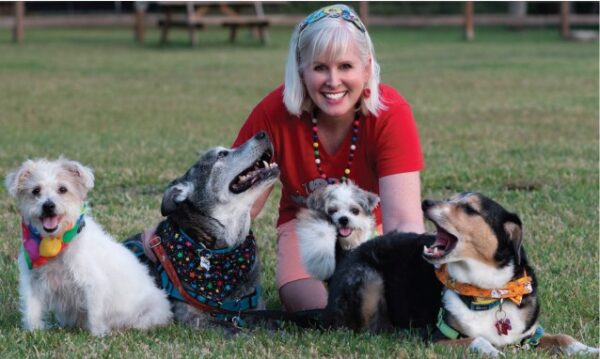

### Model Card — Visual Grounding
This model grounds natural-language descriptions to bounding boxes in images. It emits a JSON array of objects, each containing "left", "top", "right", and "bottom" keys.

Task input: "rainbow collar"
[{"left": 21, "top": 206, "right": 87, "bottom": 269}]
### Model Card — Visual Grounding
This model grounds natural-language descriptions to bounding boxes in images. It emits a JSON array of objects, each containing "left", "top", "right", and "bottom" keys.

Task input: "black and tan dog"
[{"left": 324, "top": 192, "right": 598, "bottom": 356}]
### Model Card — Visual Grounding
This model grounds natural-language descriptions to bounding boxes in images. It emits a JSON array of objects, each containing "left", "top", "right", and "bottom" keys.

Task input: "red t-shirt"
[{"left": 233, "top": 84, "right": 424, "bottom": 227}]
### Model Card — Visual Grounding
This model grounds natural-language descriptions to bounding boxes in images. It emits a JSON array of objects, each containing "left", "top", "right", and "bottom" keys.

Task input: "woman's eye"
[
  {"left": 59, "top": 186, "right": 68, "bottom": 194},
  {"left": 351, "top": 207, "right": 360, "bottom": 215},
  {"left": 340, "top": 63, "right": 353, "bottom": 70},
  {"left": 314, "top": 64, "right": 326, "bottom": 71},
  {"left": 217, "top": 151, "right": 228, "bottom": 158},
  {"left": 32, "top": 187, "right": 41, "bottom": 196}
]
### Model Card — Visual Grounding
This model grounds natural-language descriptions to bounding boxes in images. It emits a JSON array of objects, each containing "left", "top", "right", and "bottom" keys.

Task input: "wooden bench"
[
  {"left": 157, "top": 2, "right": 270, "bottom": 46},
  {"left": 221, "top": 16, "right": 269, "bottom": 44}
]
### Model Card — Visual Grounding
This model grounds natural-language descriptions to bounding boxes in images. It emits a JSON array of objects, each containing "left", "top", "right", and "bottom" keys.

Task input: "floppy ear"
[
  {"left": 504, "top": 215, "right": 523, "bottom": 265},
  {"left": 161, "top": 181, "right": 194, "bottom": 216},
  {"left": 362, "top": 190, "right": 380, "bottom": 214},
  {"left": 306, "top": 186, "right": 327, "bottom": 212},
  {"left": 5, "top": 160, "right": 35, "bottom": 198},
  {"left": 59, "top": 158, "right": 95, "bottom": 195}
]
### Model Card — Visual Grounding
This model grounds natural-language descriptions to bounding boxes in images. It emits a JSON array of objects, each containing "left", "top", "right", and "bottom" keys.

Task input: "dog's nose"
[
  {"left": 42, "top": 201, "right": 56, "bottom": 215},
  {"left": 338, "top": 216, "right": 349, "bottom": 226},
  {"left": 254, "top": 131, "right": 266, "bottom": 140},
  {"left": 421, "top": 200, "right": 435, "bottom": 211}
]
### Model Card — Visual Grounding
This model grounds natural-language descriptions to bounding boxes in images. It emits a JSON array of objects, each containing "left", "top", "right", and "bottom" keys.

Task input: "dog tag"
[
  {"left": 199, "top": 256, "right": 211, "bottom": 271},
  {"left": 495, "top": 317, "right": 512, "bottom": 336}
]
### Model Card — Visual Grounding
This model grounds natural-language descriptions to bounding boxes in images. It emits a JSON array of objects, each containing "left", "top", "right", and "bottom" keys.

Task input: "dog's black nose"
[
  {"left": 254, "top": 131, "right": 266, "bottom": 140},
  {"left": 42, "top": 201, "right": 56, "bottom": 215},
  {"left": 421, "top": 200, "right": 434, "bottom": 211},
  {"left": 338, "top": 216, "right": 349, "bottom": 226}
]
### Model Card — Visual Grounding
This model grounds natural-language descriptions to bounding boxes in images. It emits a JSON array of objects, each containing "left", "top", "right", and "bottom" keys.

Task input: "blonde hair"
[{"left": 283, "top": 6, "right": 383, "bottom": 117}]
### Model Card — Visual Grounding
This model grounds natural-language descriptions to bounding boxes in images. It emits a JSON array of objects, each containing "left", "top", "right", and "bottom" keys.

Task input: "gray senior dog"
[{"left": 124, "top": 131, "right": 279, "bottom": 329}]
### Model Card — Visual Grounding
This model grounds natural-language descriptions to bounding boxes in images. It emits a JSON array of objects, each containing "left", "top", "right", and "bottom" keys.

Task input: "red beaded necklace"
[{"left": 311, "top": 110, "right": 361, "bottom": 184}]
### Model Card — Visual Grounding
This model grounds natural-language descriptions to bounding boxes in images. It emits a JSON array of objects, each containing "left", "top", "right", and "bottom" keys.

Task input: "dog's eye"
[
  {"left": 463, "top": 204, "right": 478, "bottom": 215},
  {"left": 350, "top": 207, "right": 360, "bottom": 215},
  {"left": 327, "top": 208, "right": 337, "bottom": 215},
  {"left": 31, "top": 186, "right": 41, "bottom": 196},
  {"left": 58, "top": 186, "right": 68, "bottom": 194},
  {"left": 217, "top": 151, "right": 228, "bottom": 159}
]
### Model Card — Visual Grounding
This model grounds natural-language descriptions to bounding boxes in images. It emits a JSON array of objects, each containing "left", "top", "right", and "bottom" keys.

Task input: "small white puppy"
[
  {"left": 5, "top": 158, "right": 172, "bottom": 336},
  {"left": 297, "top": 181, "right": 379, "bottom": 281}
]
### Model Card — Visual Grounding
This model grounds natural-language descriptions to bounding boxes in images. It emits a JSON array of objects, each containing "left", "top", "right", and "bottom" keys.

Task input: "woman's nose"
[{"left": 326, "top": 70, "right": 340, "bottom": 87}]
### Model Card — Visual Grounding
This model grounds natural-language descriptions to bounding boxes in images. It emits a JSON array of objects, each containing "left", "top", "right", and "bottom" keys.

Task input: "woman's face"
[{"left": 302, "top": 43, "right": 370, "bottom": 122}]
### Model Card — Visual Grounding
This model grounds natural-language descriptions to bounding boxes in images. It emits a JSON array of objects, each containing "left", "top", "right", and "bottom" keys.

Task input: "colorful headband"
[{"left": 298, "top": 4, "right": 366, "bottom": 34}]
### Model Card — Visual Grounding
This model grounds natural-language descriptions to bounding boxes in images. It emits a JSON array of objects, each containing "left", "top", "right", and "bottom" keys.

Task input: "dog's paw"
[
  {"left": 469, "top": 337, "right": 504, "bottom": 357},
  {"left": 89, "top": 324, "right": 110, "bottom": 337},
  {"left": 563, "top": 341, "right": 600, "bottom": 356},
  {"left": 23, "top": 321, "right": 46, "bottom": 331}
]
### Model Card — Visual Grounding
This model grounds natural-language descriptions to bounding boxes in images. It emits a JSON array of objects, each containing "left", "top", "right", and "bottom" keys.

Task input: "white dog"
[
  {"left": 5, "top": 158, "right": 172, "bottom": 336},
  {"left": 297, "top": 181, "right": 379, "bottom": 282}
]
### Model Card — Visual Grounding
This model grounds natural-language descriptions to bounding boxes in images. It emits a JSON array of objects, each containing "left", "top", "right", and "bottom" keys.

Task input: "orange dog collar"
[{"left": 435, "top": 264, "right": 533, "bottom": 305}]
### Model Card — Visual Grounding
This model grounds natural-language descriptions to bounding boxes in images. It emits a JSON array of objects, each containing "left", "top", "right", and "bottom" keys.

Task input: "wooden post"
[
  {"left": 464, "top": 1, "right": 474, "bottom": 41},
  {"left": 560, "top": 1, "right": 570, "bottom": 39},
  {"left": 134, "top": 2, "right": 149, "bottom": 43},
  {"left": 13, "top": 1, "right": 25, "bottom": 43},
  {"left": 359, "top": 2, "right": 369, "bottom": 28}
]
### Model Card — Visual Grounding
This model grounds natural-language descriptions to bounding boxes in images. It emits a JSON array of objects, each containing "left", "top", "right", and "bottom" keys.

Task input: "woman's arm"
[
  {"left": 379, "top": 171, "right": 425, "bottom": 234},
  {"left": 250, "top": 185, "right": 274, "bottom": 219}
]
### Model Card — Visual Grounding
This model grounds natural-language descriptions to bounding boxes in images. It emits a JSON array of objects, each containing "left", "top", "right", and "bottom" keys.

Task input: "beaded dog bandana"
[{"left": 155, "top": 219, "right": 256, "bottom": 304}]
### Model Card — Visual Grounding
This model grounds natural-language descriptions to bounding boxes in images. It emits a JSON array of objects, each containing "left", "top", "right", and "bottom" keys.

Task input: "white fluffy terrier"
[
  {"left": 297, "top": 181, "right": 379, "bottom": 282},
  {"left": 5, "top": 158, "right": 172, "bottom": 336}
]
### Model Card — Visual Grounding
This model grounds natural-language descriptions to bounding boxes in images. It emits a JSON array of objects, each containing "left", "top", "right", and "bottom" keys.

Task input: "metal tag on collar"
[{"left": 494, "top": 299, "right": 512, "bottom": 336}]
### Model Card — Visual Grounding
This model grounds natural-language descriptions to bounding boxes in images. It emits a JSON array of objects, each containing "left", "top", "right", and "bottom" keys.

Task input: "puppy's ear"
[
  {"left": 504, "top": 214, "right": 523, "bottom": 265},
  {"left": 355, "top": 187, "right": 380, "bottom": 214},
  {"left": 59, "top": 158, "right": 95, "bottom": 196},
  {"left": 5, "top": 160, "right": 35, "bottom": 198},
  {"left": 364, "top": 191, "right": 380, "bottom": 214},
  {"left": 161, "top": 181, "right": 194, "bottom": 216},
  {"left": 306, "top": 186, "right": 327, "bottom": 212}
]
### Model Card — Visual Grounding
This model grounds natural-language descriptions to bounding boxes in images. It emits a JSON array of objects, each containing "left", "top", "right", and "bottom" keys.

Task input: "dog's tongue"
[
  {"left": 338, "top": 228, "right": 353, "bottom": 238},
  {"left": 42, "top": 216, "right": 59, "bottom": 231}
]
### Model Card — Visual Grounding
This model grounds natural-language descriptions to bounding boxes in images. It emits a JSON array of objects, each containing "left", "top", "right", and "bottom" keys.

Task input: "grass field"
[{"left": 0, "top": 25, "right": 597, "bottom": 358}]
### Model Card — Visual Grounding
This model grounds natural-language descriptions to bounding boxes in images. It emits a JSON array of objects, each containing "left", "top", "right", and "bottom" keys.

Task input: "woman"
[{"left": 233, "top": 4, "right": 425, "bottom": 312}]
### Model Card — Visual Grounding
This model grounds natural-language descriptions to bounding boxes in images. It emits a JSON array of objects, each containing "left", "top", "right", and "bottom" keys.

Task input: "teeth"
[
  {"left": 433, "top": 247, "right": 439, "bottom": 256},
  {"left": 262, "top": 160, "right": 269, "bottom": 168},
  {"left": 324, "top": 92, "right": 345, "bottom": 100}
]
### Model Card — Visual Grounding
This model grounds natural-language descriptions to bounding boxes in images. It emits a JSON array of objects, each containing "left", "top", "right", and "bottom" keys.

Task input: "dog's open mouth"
[
  {"left": 338, "top": 227, "right": 353, "bottom": 238},
  {"left": 40, "top": 215, "right": 62, "bottom": 233},
  {"left": 229, "top": 150, "right": 279, "bottom": 194},
  {"left": 423, "top": 225, "right": 457, "bottom": 260}
]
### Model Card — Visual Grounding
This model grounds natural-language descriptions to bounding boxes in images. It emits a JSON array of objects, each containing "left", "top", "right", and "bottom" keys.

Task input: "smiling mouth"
[
  {"left": 229, "top": 149, "right": 279, "bottom": 194},
  {"left": 423, "top": 224, "right": 458, "bottom": 260},
  {"left": 40, "top": 215, "right": 62, "bottom": 233},
  {"left": 337, "top": 227, "right": 353, "bottom": 238},
  {"left": 323, "top": 92, "right": 347, "bottom": 101}
]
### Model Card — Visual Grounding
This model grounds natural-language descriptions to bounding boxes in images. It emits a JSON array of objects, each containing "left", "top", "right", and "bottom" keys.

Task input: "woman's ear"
[{"left": 363, "top": 57, "right": 372, "bottom": 82}]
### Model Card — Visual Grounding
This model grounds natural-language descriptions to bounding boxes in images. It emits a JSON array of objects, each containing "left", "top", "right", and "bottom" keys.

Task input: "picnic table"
[{"left": 155, "top": 1, "right": 270, "bottom": 46}]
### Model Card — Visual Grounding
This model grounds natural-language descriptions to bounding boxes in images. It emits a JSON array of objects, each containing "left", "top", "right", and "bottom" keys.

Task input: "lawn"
[{"left": 0, "top": 25, "right": 597, "bottom": 358}]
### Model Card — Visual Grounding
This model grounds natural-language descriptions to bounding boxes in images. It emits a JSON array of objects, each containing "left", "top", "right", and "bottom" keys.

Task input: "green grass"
[{"left": 0, "top": 26, "right": 597, "bottom": 358}]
